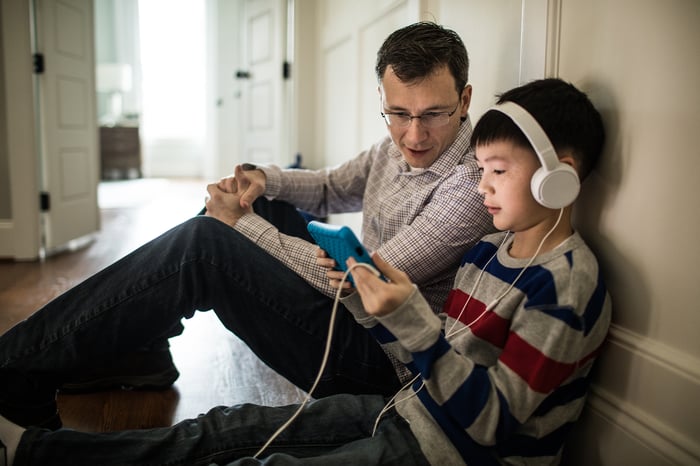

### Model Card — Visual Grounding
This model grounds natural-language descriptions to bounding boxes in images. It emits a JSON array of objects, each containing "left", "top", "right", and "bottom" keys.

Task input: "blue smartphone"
[{"left": 307, "top": 221, "right": 384, "bottom": 284}]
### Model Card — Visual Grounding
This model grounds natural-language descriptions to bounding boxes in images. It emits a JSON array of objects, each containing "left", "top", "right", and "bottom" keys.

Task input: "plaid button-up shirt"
[{"left": 234, "top": 118, "right": 494, "bottom": 313}]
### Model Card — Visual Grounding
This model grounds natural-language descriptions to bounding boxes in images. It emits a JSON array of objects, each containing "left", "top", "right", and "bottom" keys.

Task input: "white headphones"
[{"left": 490, "top": 101, "right": 580, "bottom": 209}]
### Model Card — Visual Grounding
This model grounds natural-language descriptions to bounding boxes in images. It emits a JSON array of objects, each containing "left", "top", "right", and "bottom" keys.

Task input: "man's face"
[{"left": 379, "top": 65, "right": 471, "bottom": 169}]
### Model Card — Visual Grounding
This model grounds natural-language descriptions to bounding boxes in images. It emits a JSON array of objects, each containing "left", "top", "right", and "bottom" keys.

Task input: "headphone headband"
[
  {"left": 490, "top": 101, "right": 559, "bottom": 171},
  {"left": 489, "top": 101, "right": 580, "bottom": 208}
]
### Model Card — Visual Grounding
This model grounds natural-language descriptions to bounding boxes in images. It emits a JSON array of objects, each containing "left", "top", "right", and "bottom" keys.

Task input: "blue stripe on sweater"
[
  {"left": 534, "top": 377, "right": 588, "bottom": 416},
  {"left": 367, "top": 322, "right": 397, "bottom": 344},
  {"left": 461, "top": 240, "right": 499, "bottom": 268},
  {"left": 440, "top": 365, "right": 520, "bottom": 440},
  {"left": 443, "top": 364, "right": 492, "bottom": 427},
  {"left": 413, "top": 337, "right": 451, "bottom": 379},
  {"left": 415, "top": 382, "right": 500, "bottom": 465}
]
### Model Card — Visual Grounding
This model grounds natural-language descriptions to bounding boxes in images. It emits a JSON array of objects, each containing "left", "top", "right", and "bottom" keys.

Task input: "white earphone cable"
[
  {"left": 253, "top": 262, "right": 378, "bottom": 459},
  {"left": 446, "top": 208, "right": 564, "bottom": 341}
]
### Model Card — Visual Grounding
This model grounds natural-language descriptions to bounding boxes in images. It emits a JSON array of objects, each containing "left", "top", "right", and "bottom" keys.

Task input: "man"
[{"left": 0, "top": 22, "right": 492, "bottom": 430}]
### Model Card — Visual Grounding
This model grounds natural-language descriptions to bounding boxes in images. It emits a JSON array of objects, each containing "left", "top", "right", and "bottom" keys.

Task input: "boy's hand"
[{"left": 348, "top": 253, "right": 414, "bottom": 317}]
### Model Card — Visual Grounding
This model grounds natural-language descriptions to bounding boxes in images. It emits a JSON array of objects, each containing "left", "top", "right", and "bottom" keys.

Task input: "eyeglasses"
[{"left": 380, "top": 102, "right": 460, "bottom": 128}]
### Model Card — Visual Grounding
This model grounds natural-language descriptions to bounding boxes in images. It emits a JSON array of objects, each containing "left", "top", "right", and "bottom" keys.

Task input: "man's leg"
[
  {"left": 61, "top": 198, "right": 313, "bottom": 393},
  {"left": 13, "top": 394, "right": 429, "bottom": 466},
  {"left": 0, "top": 216, "right": 399, "bottom": 427}
]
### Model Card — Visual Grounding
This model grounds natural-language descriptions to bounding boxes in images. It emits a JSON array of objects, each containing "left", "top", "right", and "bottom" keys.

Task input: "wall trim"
[
  {"left": 608, "top": 324, "right": 700, "bottom": 385},
  {"left": 588, "top": 386, "right": 700, "bottom": 465},
  {"left": 544, "top": 0, "right": 561, "bottom": 77},
  {"left": 585, "top": 324, "right": 700, "bottom": 464},
  {"left": 0, "top": 220, "right": 13, "bottom": 257}
]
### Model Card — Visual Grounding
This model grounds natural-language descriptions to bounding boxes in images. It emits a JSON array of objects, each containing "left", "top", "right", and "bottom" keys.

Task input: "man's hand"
[
  {"left": 348, "top": 253, "right": 414, "bottom": 317},
  {"left": 204, "top": 183, "right": 252, "bottom": 227},
  {"left": 218, "top": 164, "right": 267, "bottom": 209},
  {"left": 316, "top": 248, "right": 354, "bottom": 293}
]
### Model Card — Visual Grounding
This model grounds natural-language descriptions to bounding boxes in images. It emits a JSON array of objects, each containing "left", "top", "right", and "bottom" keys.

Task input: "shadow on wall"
[{"left": 565, "top": 81, "right": 652, "bottom": 464}]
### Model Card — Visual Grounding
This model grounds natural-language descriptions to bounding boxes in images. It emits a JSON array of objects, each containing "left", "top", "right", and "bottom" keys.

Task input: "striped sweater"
[{"left": 343, "top": 231, "right": 611, "bottom": 465}]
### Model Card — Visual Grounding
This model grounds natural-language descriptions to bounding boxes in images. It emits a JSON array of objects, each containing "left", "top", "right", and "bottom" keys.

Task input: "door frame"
[{"left": 0, "top": 0, "right": 42, "bottom": 260}]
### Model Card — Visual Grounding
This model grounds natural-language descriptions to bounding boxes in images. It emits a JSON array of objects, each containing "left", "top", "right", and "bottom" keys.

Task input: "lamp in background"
[{"left": 97, "top": 63, "right": 132, "bottom": 126}]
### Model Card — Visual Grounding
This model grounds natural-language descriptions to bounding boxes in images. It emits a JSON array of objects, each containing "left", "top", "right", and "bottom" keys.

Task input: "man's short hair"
[{"left": 375, "top": 22, "right": 469, "bottom": 96}]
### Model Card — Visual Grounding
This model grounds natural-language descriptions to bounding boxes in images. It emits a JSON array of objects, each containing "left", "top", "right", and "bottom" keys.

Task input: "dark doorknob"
[{"left": 235, "top": 70, "right": 251, "bottom": 79}]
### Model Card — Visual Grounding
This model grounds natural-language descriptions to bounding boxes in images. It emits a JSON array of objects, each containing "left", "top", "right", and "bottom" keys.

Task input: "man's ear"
[{"left": 460, "top": 84, "right": 473, "bottom": 117}]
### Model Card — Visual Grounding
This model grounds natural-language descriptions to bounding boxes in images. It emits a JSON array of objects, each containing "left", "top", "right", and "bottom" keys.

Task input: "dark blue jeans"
[
  {"left": 15, "top": 394, "right": 430, "bottom": 465},
  {"left": 0, "top": 208, "right": 400, "bottom": 407}
]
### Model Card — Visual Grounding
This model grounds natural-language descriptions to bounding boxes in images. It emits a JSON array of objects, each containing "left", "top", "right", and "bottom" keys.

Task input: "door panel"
[
  {"left": 34, "top": 0, "right": 99, "bottom": 251},
  {"left": 240, "top": 0, "right": 288, "bottom": 166}
]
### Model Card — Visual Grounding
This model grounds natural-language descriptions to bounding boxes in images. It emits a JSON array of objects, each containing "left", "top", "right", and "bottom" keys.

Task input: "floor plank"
[{"left": 0, "top": 178, "right": 306, "bottom": 432}]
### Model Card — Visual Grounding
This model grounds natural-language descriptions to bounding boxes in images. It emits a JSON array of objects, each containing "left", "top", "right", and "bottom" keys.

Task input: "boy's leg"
[
  {"left": 0, "top": 216, "right": 399, "bottom": 428},
  {"left": 14, "top": 394, "right": 428, "bottom": 466}
]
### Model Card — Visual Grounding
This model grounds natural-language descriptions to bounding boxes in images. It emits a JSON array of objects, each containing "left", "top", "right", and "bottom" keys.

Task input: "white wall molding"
[
  {"left": 582, "top": 324, "right": 700, "bottom": 464},
  {"left": 587, "top": 386, "right": 700, "bottom": 465},
  {"left": 608, "top": 324, "right": 700, "bottom": 386},
  {"left": 543, "top": 0, "right": 561, "bottom": 77},
  {"left": 0, "top": 221, "right": 13, "bottom": 257}
]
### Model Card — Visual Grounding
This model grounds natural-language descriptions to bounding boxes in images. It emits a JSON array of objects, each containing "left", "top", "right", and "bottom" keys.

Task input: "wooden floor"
[{"left": 0, "top": 178, "right": 306, "bottom": 432}]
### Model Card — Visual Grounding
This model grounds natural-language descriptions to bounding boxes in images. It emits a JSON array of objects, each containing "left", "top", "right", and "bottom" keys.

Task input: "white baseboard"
[{"left": 563, "top": 325, "right": 700, "bottom": 465}]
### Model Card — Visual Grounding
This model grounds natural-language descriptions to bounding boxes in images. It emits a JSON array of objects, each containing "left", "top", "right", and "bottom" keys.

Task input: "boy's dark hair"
[
  {"left": 375, "top": 22, "right": 469, "bottom": 96},
  {"left": 471, "top": 78, "right": 605, "bottom": 180}
]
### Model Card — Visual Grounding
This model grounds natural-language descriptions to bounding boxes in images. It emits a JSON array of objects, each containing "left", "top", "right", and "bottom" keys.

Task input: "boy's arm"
[
  {"left": 347, "top": 259, "right": 611, "bottom": 447},
  {"left": 390, "top": 292, "right": 609, "bottom": 447}
]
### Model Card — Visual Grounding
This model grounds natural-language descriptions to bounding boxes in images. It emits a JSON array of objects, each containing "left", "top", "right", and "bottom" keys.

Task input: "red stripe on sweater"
[
  {"left": 444, "top": 290, "right": 510, "bottom": 348},
  {"left": 500, "top": 332, "right": 581, "bottom": 393}
]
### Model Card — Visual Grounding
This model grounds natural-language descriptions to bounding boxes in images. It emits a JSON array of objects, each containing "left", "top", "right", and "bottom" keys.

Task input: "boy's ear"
[{"left": 558, "top": 153, "right": 579, "bottom": 175}]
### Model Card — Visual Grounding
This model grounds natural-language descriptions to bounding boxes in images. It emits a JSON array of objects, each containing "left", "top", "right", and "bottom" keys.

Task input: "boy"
[{"left": 0, "top": 78, "right": 610, "bottom": 466}]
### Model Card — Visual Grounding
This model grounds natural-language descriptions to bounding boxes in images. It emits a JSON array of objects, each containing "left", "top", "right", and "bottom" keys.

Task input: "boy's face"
[
  {"left": 476, "top": 140, "right": 551, "bottom": 232},
  {"left": 378, "top": 65, "right": 471, "bottom": 169}
]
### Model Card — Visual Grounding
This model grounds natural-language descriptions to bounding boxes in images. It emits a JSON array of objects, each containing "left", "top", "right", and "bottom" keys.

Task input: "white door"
[
  {"left": 33, "top": 0, "right": 100, "bottom": 252},
  {"left": 238, "top": 0, "right": 290, "bottom": 167}
]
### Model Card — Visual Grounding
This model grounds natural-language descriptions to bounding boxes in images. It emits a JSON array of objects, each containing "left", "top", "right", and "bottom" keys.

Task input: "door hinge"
[
  {"left": 40, "top": 191, "right": 50, "bottom": 212},
  {"left": 282, "top": 61, "right": 291, "bottom": 80},
  {"left": 33, "top": 53, "right": 45, "bottom": 74}
]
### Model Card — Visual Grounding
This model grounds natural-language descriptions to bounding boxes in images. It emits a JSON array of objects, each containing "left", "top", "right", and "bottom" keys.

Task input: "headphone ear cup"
[{"left": 530, "top": 163, "right": 580, "bottom": 209}]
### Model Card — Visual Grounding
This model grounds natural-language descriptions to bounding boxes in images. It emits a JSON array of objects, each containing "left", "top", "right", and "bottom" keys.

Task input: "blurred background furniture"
[{"left": 99, "top": 125, "right": 141, "bottom": 180}]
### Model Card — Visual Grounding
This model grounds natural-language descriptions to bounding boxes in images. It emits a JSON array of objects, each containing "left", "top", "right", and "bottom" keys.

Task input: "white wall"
[{"left": 556, "top": 1, "right": 700, "bottom": 464}]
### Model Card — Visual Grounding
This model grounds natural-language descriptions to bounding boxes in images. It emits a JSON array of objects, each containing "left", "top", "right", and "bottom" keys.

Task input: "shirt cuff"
[
  {"left": 376, "top": 286, "right": 442, "bottom": 353},
  {"left": 257, "top": 164, "right": 283, "bottom": 198}
]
